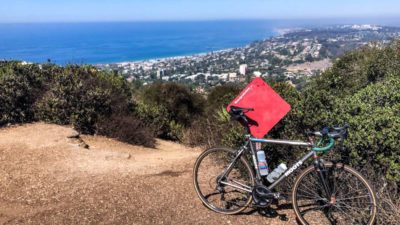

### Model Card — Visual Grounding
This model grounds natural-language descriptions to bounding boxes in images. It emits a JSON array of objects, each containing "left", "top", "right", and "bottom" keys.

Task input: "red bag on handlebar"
[{"left": 227, "top": 77, "right": 291, "bottom": 138}]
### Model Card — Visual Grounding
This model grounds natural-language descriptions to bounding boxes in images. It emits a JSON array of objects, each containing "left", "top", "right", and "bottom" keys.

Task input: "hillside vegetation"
[{"left": 1, "top": 41, "right": 399, "bottom": 224}]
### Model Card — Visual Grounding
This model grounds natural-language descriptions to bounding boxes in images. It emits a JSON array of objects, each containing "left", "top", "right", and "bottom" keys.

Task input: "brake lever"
[{"left": 321, "top": 127, "right": 330, "bottom": 137}]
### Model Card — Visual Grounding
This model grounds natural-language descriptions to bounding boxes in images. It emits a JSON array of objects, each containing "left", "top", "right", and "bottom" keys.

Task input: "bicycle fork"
[{"left": 314, "top": 156, "right": 337, "bottom": 204}]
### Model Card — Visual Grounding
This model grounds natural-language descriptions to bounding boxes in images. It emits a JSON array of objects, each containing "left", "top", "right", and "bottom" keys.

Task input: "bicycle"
[{"left": 193, "top": 106, "right": 377, "bottom": 225}]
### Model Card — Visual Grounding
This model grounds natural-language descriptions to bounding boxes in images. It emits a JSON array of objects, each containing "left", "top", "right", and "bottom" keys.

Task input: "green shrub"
[
  {"left": 0, "top": 62, "right": 52, "bottom": 125},
  {"left": 0, "top": 62, "right": 155, "bottom": 147},
  {"left": 206, "top": 84, "right": 242, "bottom": 110},
  {"left": 0, "top": 72, "right": 36, "bottom": 125},
  {"left": 167, "top": 120, "right": 185, "bottom": 141},
  {"left": 142, "top": 82, "right": 205, "bottom": 126},
  {"left": 183, "top": 84, "right": 245, "bottom": 147},
  {"left": 307, "top": 42, "right": 400, "bottom": 97},
  {"left": 338, "top": 76, "right": 400, "bottom": 181},
  {"left": 138, "top": 82, "right": 206, "bottom": 140},
  {"left": 135, "top": 100, "right": 182, "bottom": 140},
  {"left": 35, "top": 65, "right": 133, "bottom": 134},
  {"left": 96, "top": 115, "right": 156, "bottom": 148},
  {"left": 298, "top": 42, "right": 400, "bottom": 183},
  {"left": 134, "top": 100, "right": 169, "bottom": 135}
]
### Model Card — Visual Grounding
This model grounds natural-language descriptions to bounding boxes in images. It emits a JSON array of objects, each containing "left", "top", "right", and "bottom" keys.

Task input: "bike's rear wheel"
[
  {"left": 292, "top": 162, "right": 377, "bottom": 225},
  {"left": 193, "top": 147, "right": 255, "bottom": 215}
]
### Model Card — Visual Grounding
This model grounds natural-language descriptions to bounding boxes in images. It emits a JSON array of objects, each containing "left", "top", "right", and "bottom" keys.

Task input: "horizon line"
[{"left": 1, "top": 16, "right": 400, "bottom": 25}]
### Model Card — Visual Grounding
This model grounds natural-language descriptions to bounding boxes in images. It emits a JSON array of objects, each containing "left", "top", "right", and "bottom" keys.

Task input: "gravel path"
[{"left": 0, "top": 123, "right": 298, "bottom": 225}]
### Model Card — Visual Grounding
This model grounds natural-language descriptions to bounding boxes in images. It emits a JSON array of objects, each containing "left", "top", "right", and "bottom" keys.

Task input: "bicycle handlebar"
[
  {"left": 307, "top": 124, "right": 349, "bottom": 140},
  {"left": 312, "top": 137, "right": 335, "bottom": 152},
  {"left": 309, "top": 124, "right": 349, "bottom": 153}
]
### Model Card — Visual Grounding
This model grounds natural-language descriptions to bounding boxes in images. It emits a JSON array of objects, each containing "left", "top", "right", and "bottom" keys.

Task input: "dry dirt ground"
[
  {"left": 286, "top": 59, "right": 333, "bottom": 73},
  {"left": 0, "top": 123, "right": 298, "bottom": 225}
]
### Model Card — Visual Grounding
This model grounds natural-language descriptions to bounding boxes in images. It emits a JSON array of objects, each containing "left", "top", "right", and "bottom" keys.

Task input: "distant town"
[{"left": 96, "top": 24, "right": 400, "bottom": 90}]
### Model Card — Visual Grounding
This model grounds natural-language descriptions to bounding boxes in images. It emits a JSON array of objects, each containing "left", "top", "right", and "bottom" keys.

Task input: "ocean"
[{"left": 0, "top": 21, "right": 279, "bottom": 65}]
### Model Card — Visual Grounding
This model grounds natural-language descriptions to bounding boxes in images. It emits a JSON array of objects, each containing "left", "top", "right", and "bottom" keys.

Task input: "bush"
[
  {"left": 0, "top": 62, "right": 155, "bottom": 147},
  {"left": 138, "top": 82, "right": 206, "bottom": 140},
  {"left": 298, "top": 42, "right": 400, "bottom": 183},
  {"left": 35, "top": 65, "right": 133, "bottom": 134},
  {"left": 307, "top": 42, "right": 400, "bottom": 97},
  {"left": 134, "top": 100, "right": 169, "bottom": 135},
  {"left": 0, "top": 71, "right": 36, "bottom": 125},
  {"left": 96, "top": 115, "right": 156, "bottom": 148},
  {"left": 338, "top": 76, "right": 400, "bottom": 181},
  {"left": 0, "top": 62, "right": 53, "bottom": 125},
  {"left": 142, "top": 82, "right": 205, "bottom": 126},
  {"left": 183, "top": 84, "right": 244, "bottom": 147},
  {"left": 294, "top": 43, "right": 400, "bottom": 224},
  {"left": 206, "top": 84, "right": 242, "bottom": 110}
]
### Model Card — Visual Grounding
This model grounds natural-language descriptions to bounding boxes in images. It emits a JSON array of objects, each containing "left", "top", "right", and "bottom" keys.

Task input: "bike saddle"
[
  {"left": 228, "top": 106, "right": 258, "bottom": 128},
  {"left": 229, "top": 106, "right": 254, "bottom": 114}
]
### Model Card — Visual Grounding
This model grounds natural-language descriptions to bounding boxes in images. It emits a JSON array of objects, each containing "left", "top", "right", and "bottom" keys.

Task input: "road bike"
[{"left": 193, "top": 106, "right": 377, "bottom": 225}]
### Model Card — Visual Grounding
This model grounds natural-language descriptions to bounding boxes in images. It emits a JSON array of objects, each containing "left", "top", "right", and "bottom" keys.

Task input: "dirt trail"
[{"left": 0, "top": 123, "right": 297, "bottom": 225}]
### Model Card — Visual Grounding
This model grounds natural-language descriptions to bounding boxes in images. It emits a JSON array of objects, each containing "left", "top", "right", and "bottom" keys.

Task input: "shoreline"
[
  {"left": 97, "top": 47, "right": 238, "bottom": 65},
  {"left": 97, "top": 27, "right": 315, "bottom": 66},
  {"left": 96, "top": 31, "right": 288, "bottom": 66}
]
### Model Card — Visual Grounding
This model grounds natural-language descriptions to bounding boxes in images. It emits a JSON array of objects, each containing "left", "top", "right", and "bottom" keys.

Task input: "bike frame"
[{"left": 218, "top": 134, "right": 336, "bottom": 195}]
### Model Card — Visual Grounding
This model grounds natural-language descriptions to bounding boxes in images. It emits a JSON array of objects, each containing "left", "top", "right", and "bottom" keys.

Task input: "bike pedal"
[
  {"left": 279, "top": 215, "right": 289, "bottom": 221},
  {"left": 269, "top": 192, "right": 285, "bottom": 200},
  {"left": 276, "top": 193, "right": 288, "bottom": 200},
  {"left": 254, "top": 201, "right": 270, "bottom": 208},
  {"left": 258, "top": 208, "right": 278, "bottom": 218},
  {"left": 273, "top": 193, "right": 281, "bottom": 199}
]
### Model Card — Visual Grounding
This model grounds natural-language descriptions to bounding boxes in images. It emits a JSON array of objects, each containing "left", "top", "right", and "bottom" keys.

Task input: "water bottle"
[
  {"left": 257, "top": 151, "right": 269, "bottom": 176},
  {"left": 267, "top": 163, "right": 287, "bottom": 183}
]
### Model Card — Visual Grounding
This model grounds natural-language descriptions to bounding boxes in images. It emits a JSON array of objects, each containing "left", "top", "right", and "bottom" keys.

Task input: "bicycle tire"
[
  {"left": 193, "top": 147, "right": 255, "bottom": 215},
  {"left": 292, "top": 162, "right": 377, "bottom": 225}
]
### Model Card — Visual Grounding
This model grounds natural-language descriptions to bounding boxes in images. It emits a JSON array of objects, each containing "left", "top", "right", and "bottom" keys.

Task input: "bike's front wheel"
[
  {"left": 292, "top": 162, "right": 377, "bottom": 225},
  {"left": 193, "top": 147, "right": 255, "bottom": 215}
]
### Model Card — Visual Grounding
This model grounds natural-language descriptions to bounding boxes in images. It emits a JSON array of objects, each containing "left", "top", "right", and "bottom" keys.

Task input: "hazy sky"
[{"left": 1, "top": 0, "right": 400, "bottom": 23}]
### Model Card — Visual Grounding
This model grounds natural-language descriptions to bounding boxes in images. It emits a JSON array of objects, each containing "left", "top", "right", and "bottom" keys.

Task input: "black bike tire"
[
  {"left": 292, "top": 162, "right": 377, "bottom": 225},
  {"left": 193, "top": 147, "right": 255, "bottom": 215}
]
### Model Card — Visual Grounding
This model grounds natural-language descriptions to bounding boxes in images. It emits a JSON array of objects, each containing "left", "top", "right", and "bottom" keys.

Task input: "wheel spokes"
[
  {"left": 194, "top": 148, "right": 253, "bottom": 213},
  {"left": 294, "top": 165, "right": 376, "bottom": 225}
]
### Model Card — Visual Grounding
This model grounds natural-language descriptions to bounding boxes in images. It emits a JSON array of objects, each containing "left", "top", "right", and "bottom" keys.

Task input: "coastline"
[
  {"left": 96, "top": 48, "right": 237, "bottom": 65},
  {"left": 96, "top": 31, "right": 288, "bottom": 66},
  {"left": 97, "top": 27, "right": 312, "bottom": 66}
]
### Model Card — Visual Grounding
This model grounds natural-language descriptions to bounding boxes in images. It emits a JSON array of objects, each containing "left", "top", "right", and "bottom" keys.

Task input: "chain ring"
[{"left": 252, "top": 184, "right": 273, "bottom": 207}]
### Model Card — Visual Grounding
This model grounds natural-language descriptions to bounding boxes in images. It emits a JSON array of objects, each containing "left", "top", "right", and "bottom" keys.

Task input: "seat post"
[{"left": 240, "top": 114, "right": 251, "bottom": 135}]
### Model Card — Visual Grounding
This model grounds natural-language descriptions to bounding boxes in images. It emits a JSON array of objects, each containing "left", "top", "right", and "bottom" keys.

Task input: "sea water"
[{"left": 0, "top": 20, "right": 278, "bottom": 65}]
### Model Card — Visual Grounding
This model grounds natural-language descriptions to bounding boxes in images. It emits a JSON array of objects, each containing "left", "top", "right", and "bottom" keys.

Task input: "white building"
[
  {"left": 239, "top": 64, "right": 247, "bottom": 75},
  {"left": 157, "top": 69, "right": 165, "bottom": 79},
  {"left": 219, "top": 73, "right": 229, "bottom": 81},
  {"left": 253, "top": 71, "right": 262, "bottom": 77},
  {"left": 228, "top": 72, "right": 238, "bottom": 81}
]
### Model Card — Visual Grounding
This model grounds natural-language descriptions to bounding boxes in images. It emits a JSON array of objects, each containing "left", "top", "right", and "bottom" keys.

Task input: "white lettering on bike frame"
[
  {"left": 252, "top": 154, "right": 258, "bottom": 170},
  {"left": 284, "top": 161, "right": 303, "bottom": 177}
]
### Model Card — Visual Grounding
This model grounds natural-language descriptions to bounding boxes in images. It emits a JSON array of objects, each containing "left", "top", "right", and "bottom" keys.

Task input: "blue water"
[{"left": 0, "top": 21, "right": 278, "bottom": 65}]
